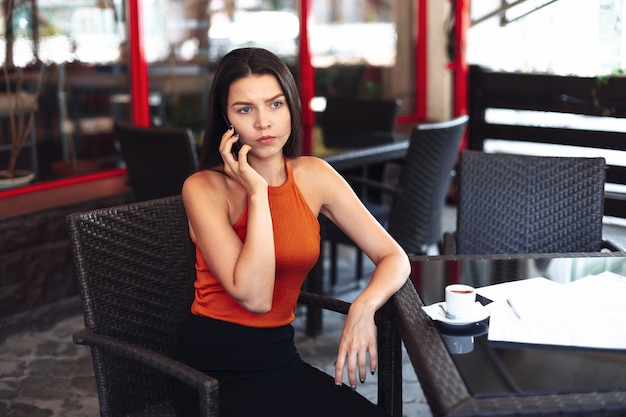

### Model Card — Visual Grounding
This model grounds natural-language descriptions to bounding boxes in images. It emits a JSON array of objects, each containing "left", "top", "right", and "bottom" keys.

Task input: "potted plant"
[{"left": 0, "top": 0, "right": 45, "bottom": 189}]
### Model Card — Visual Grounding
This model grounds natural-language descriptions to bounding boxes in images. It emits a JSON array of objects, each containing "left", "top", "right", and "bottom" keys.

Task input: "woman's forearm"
[
  {"left": 234, "top": 191, "right": 276, "bottom": 312},
  {"left": 352, "top": 252, "right": 410, "bottom": 312}
]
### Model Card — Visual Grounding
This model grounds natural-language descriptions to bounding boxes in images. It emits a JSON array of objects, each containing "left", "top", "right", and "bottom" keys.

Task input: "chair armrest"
[
  {"left": 391, "top": 279, "right": 469, "bottom": 416},
  {"left": 298, "top": 291, "right": 393, "bottom": 326},
  {"left": 73, "top": 328, "right": 219, "bottom": 417},
  {"left": 298, "top": 291, "right": 351, "bottom": 315},
  {"left": 442, "top": 231, "right": 457, "bottom": 255}
]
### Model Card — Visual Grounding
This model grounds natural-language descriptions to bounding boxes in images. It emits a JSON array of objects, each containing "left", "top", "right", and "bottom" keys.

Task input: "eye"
[
  {"left": 270, "top": 101, "right": 283, "bottom": 109},
  {"left": 237, "top": 107, "right": 251, "bottom": 114}
]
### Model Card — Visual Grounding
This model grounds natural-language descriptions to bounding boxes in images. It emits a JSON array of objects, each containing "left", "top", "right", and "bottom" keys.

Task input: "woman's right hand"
[
  {"left": 184, "top": 127, "right": 276, "bottom": 312},
  {"left": 219, "top": 126, "right": 267, "bottom": 194}
]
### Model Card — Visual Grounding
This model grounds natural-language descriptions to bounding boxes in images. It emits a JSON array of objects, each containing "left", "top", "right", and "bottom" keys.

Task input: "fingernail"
[
  {"left": 234, "top": 133, "right": 239, "bottom": 138},
  {"left": 360, "top": 378, "right": 365, "bottom": 384},
  {"left": 371, "top": 371, "right": 375, "bottom": 375},
  {"left": 335, "top": 382, "right": 341, "bottom": 387},
  {"left": 229, "top": 124, "right": 233, "bottom": 130},
  {"left": 351, "top": 385, "right": 357, "bottom": 391}
]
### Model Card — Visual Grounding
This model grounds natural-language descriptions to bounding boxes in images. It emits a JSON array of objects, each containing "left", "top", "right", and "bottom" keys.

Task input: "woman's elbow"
[
  {"left": 400, "top": 252, "right": 411, "bottom": 276},
  {"left": 390, "top": 248, "right": 411, "bottom": 282},
  {"left": 240, "top": 298, "right": 273, "bottom": 314}
]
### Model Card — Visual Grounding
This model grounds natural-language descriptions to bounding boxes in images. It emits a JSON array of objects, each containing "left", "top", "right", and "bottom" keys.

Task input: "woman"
[{"left": 175, "top": 47, "right": 410, "bottom": 417}]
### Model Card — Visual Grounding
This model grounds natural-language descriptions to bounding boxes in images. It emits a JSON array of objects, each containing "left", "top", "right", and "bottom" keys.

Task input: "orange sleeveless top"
[{"left": 190, "top": 160, "right": 320, "bottom": 328}]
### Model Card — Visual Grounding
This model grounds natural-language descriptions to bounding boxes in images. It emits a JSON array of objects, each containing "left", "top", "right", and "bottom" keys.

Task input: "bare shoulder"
[
  {"left": 182, "top": 168, "right": 242, "bottom": 208},
  {"left": 289, "top": 156, "right": 352, "bottom": 214},
  {"left": 183, "top": 169, "right": 228, "bottom": 195},
  {"left": 183, "top": 168, "right": 247, "bottom": 225}
]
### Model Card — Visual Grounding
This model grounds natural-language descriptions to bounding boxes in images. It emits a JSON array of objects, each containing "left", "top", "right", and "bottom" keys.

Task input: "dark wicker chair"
[
  {"left": 320, "top": 96, "right": 401, "bottom": 149},
  {"left": 443, "top": 150, "right": 623, "bottom": 255},
  {"left": 115, "top": 121, "right": 199, "bottom": 202},
  {"left": 320, "top": 95, "right": 402, "bottom": 227},
  {"left": 67, "top": 195, "right": 404, "bottom": 417},
  {"left": 322, "top": 115, "right": 469, "bottom": 291}
]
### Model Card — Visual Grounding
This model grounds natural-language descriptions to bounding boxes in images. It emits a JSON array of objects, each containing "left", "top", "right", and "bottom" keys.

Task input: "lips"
[{"left": 256, "top": 135, "right": 276, "bottom": 145}]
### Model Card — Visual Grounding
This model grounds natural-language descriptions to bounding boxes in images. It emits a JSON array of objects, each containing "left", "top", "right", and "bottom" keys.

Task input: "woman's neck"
[{"left": 250, "top": 154, "right": 287, "bottom": 187}]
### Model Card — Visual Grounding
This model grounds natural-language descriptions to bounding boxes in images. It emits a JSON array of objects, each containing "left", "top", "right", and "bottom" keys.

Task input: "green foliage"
[
  {"left": 593, "top": 68, "right": 625, "bottom": 116},
  {"left": 168, "top": 102, "right": 206, "bottom": 135}
]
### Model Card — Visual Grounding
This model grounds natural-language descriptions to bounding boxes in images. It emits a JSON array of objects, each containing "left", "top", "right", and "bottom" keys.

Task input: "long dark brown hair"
[{"left": 198, "top": 48, "right": 303, "bottom": 169}]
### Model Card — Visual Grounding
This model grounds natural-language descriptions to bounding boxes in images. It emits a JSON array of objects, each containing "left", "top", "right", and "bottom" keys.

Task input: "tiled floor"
[{"left": 0, "top": 297, "right": 434, "bottom": 417}]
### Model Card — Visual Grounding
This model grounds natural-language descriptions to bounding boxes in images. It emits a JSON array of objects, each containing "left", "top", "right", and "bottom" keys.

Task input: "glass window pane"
[
  {"left": 310, "top": 0, "right": 396, "bottom": 68},
  {"left": 140, "top": 0, "right": 299, "bottom": 64},
  {"left": 468, "top": 0, "right": 626, "bottom": 76},
  {"left": 37, "top": 0, "right": 124, "bottom": 65},
  {"left": 308, "top": 1, "right": 411, "bottom": 117}
]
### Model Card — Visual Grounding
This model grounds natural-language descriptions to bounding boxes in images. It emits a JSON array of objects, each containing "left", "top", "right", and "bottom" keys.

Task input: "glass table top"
[{"left": 410, "top": 253, "right": 626, "bottom": 397}]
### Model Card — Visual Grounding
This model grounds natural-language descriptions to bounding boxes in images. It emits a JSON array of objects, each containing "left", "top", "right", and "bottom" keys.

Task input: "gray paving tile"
[{"left": 0, "top": 308, "right": 432, "bottom": 417}]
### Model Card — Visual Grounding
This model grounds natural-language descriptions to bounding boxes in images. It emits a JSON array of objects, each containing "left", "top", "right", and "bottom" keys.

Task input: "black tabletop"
[{"left": 403, "top": 252, "right": 626, "bottom": 416}]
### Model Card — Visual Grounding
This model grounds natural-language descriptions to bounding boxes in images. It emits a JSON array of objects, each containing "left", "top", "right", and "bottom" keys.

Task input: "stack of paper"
[{"left": 479, "top": 272, "right": 626, "bottom": 351}]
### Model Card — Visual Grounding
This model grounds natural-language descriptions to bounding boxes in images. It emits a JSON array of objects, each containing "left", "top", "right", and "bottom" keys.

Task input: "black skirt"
[{"left": 174, "top": 314, "right": 390, "bottom": 417}]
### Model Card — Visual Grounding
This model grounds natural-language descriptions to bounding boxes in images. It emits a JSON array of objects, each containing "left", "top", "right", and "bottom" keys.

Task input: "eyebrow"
[{"left": 231, "top": 93, "right": 285, "bottom": 107}]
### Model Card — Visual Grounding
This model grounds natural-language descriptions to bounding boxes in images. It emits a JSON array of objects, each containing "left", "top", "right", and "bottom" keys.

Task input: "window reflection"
[
  {"left": 69, "top": 5, "right": 121, "bottom": 63},
  {"left": 310, "top": 0, "right": 396, "bottom": 68},
  {"left": 208, "top": 8, "right": 299, "bottom": 61},
  {"left": 1, "top": 0, "right": 124, "bottom": 66},
  {"left": 1, "top": 0, "right": 404, "bottom": 190}
]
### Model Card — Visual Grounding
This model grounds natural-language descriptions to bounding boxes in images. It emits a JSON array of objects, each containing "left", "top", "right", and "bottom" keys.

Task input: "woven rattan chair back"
[
  {"left": 320, "top": 96, "right": 401, "bottom": 149},
  {"left": 67, "top": 196, "right": 214, "bottom": 416},
  {"left": 320, "top": 115, "right": 467, "bottom": 292},
  {"left": 387, "top": 115, "right": 468, "bottom": 254},
  {"left": 115, "top": 121, "right": 199, "bottom": 202},
  {"left": 455, "top": 151, "right": 606, "bottom": 254}
]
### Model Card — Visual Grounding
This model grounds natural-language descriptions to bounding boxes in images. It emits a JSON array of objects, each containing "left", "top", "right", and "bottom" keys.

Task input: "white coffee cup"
[{"left": 444, "top": 284, "right": 476, "bottom": 318}]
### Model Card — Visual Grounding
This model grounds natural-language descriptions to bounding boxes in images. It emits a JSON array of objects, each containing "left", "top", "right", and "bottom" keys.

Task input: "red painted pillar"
[
  {"left": 299, "top": 0, "right": 315, "bottom": 155},
  {"left": 417, "top": 0, "right": 428, "bottom": 122},
  {"left": 128, "top": 0, "right": 151, "bottom": 127},
  {"left": 453, "top": 0, "right": 469, "bottom": 147}
]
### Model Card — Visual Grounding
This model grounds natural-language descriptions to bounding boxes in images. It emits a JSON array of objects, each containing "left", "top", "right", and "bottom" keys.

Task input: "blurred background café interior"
[{"left": 2, "top": 0, "right": 625, "bottom": 187}]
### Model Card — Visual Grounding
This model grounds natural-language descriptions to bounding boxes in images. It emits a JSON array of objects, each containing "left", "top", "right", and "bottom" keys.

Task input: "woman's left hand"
[{"left": 334, "top": 301, "right": 378, "bottom": 389}]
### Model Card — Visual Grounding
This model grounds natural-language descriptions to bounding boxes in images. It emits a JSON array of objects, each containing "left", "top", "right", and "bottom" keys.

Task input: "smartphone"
[
  {"left": 231, "top": 138, "right": 242, "bottom": 157},
  {"left": 223, "top": 113, "right": 242, "bottom": 158}
]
